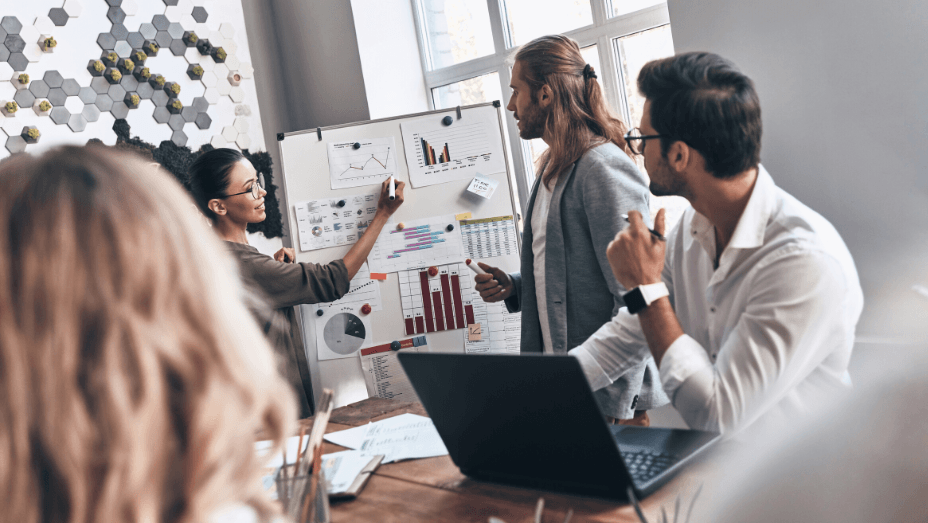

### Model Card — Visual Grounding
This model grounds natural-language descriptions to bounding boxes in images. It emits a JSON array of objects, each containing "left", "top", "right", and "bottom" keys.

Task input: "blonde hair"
[{"left": 0, "top": 146, "right": 295, "bottom": 523}]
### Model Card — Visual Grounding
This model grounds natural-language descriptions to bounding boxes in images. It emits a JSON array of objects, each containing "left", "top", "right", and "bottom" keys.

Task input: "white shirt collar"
[{"left": 683, "top": 165, "right": 776, "bottom": 257}]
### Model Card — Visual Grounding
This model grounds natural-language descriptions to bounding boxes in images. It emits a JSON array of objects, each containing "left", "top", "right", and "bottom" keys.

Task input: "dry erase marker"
[
  {"left": 465, "top": 259, "right": 487, "bottom": 275},
  {"left": 388, "top": 176, "right": 396, "bottom": 200},
  {"left": 622, "top": 214, "right": 666, "bottom": 242}
]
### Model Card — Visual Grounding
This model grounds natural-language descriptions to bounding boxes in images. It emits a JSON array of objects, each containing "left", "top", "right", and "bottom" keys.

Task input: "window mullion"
[
  {"left": 598, "top": 34, "right": 629, "bottom": 125},
  {"left": 589, "top": 0, "right": 610, "bottom": 27},
  {"left": 486, "top": 0, "right": 509, "bottom": 55}
]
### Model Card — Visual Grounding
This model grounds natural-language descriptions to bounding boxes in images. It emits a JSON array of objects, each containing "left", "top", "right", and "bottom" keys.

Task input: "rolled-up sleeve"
[{"left": 230, "top": 245, "right": 351, "bottom": 309}]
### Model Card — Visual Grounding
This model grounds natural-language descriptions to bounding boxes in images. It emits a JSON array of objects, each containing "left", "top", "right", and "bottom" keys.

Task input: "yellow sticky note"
[
  {"left": 455, "top": 212, "right": 473, "bottom": 220},
  {"left": 468, "top": 323, "right": 482, "bottom": 341}
]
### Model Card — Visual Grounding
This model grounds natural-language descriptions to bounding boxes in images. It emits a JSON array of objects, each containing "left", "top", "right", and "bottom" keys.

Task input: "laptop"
[{"left": 397, "top": 353, "right": 719, "bottom": 500}]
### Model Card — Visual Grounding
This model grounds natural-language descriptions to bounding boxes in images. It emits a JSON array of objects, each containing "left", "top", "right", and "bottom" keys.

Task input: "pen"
[
  {"left": 465, "top": 259, "right": 487, "bottom": 275},
  {"left": 622, "top": 214, "right": 666, "bottom": 242},
  {"left": 388, "top": 176, "right": 396, "bottom": 200}
]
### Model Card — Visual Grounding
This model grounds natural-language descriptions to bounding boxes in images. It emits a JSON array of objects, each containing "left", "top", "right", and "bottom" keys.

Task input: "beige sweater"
[{"left": 226, "top": 242, "right": 350, "bottom": 418}]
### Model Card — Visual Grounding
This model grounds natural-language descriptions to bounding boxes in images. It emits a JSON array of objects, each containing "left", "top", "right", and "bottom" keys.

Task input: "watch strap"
[{"left": 623, "top": 282, "right": 669, "bottom": 314}]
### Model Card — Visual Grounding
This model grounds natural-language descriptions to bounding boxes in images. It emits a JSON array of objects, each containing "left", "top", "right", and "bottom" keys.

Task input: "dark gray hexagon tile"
[
  {"left": 155, "top": 31, "right": 172, "bottom": 49},
  {"left": 44, "top": 70, "right": 64, "bottom": 88},
  {"left": 94, "top": 94, "right": 113, "bottom": 112},
  {"left": 169, "top": 39, "right": 186, "bottom": 56},
  {"left": 153, "top": 106, "right": 170, "bottom": 123},
  {"left": 127, "top": 32, "right": 144, "bottom": 49},
  {"left": 68, "top": 113, "right": 87, "bottom": 133},
  {"left": 97, "top": 32, "right": 117, "bottom": 51},
  {"left": 136, "top": 82, "right": 154, "bottom": 99},
  {"left": 91, "top": 76, "right": 111, "bottom": 94},
  {"left": 48, "top": 8, "right": 69, "bottom": 27},
  {"left": 7, "top": 53, "right": 26, "bottom": 71},
  {"left": 14, "top": 89, "right": 35, "bottom": 108},
  {"left": 151, "top": 89, "right": 168, "bottom": 107},
  {"left": 110, "top": 23, "right": 129, "bottom": 41},
  {"left": 47, "top": 88, "right": 66, "bottom": 106},
  {"left": 168, "top": 113, "right": 185, "bottom": 130},
  {"left": 191, "top": 96, "right": 208, "bottom": 112},
  {"left": 108, "top": 83, "right": 126, "bottom": 101},
  {"left": 1, "top": 16, "right": 22, "bottom": 35},
  {"left": 191, "top": 6, "right": 208, "bottom": 23},
  {"left": 0, "top": 46, "right": 9, "bottom": 62},
  {"left": 170, "top": 130, "right": 187, "bottom": 147},
  {"left": 50, "top": 106, "right": 70, "bottom": 124},
  {"left": 120, "top": 75, "right": 139, "bottom": 92},
  {"left": 4, "top": 34, "right": 25, "bottom": 53},
  {"left": 152, "top": 14, "right": 169, "bottom": 31},
  {"left": 82, "top": 104, "right": 101, "bottom": 122},
  {"left": 195, "top": 112, "right": 211, "bottom": 129},
  {"left": 6, "top": 135, "right": 27, "bottom": 154},
  {"left": 105, "top": 0, "right": 122, "bottom": 6},
  {"left": 78, "top": 86, "right": 96, "bottom": 104},
  {"left": 110, "top": 101, "right": 129, "bottom": 119},
  {"left": 29, "top": 80, "right": 50, "bottom": 98},
  {"left": 139, "top": 23, "right": 156, "bottom": 40},
  {"left": 0, "top": 27, "right": 6, "bottom": 42},
  {"left": 181, "top": 105, "right": 197, "bottom": 122},
  {"left": 61, "top": 79, "right": 80, "bottom": 96},
  {"left": 167, "top": 23, "right": 184, "bottom": 39},
  {"left": 107, "top": 6, "right": 126, "bottom": 24},
  {"left": 163, "top": 0, "right": 179, "bottom": 6}
]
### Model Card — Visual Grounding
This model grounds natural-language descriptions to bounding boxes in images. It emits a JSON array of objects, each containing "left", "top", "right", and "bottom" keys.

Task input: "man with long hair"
[
  {"left": 475, "top": 35, "right": 667, "bottom": 425},
  {"left": 569, "top": 52, "right": 863, "bottom": 436}
]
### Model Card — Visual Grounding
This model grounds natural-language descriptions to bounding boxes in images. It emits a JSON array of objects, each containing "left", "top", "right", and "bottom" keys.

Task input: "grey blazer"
[{"left": 505, "top": 143, "right": 668, "bottom": 418}]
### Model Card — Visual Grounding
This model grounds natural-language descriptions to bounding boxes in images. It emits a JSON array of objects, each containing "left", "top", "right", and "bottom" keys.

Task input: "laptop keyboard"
[{"left": 622, "top": 450, "right": 679, "bottom": 483}]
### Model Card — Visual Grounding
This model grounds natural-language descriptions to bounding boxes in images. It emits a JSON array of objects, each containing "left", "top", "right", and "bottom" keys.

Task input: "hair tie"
[{"left": 583, "top": 63, "right": 597, "bottom": 80}]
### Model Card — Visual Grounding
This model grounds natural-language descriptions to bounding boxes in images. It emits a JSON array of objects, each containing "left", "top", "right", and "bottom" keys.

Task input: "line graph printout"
[
  {"left": 311, "top": 262, "right": 383, "bottom": 315},
  {"left": 399, "top": 263, "right": 475, "bottom": 335},
  {"left": 327, "top": 137, "right": 397, "bottom": 189},
  {"left": 400, "top": 107, "right": 506, "bottom": 188},
  {"left": 293, "top": 188, "right": 379, "bottom": 252},
  {"left": 367, "top": 214, "right": 465, "bottom": 273}
]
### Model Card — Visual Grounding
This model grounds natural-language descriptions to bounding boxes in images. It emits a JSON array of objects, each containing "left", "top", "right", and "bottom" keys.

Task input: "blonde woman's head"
[{"left": 0, "top": 146, "right": 295, "bottom": 523}]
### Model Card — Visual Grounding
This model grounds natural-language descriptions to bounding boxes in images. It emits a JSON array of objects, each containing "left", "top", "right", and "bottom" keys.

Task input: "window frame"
[{"left": 411, "top": 0, "right": 671, "bottom": 210}]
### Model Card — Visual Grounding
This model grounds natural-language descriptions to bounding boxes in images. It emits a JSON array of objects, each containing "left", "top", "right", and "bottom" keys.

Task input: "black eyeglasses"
[
  {"left": 223, "top": 178, "right": 264, "bottom": 200},
  {"left": 624, "top": 127, "right": 664, "bottom": 156}
]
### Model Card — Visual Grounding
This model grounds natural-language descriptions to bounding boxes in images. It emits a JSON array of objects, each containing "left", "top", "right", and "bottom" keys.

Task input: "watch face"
[{"left": 623, "top": 288, "right": 647, "bottom": 314}]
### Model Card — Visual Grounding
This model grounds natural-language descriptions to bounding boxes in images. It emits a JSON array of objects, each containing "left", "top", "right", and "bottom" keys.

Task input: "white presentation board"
[{"left": 278, "top": 103, "right": 523, "bottom": 408}]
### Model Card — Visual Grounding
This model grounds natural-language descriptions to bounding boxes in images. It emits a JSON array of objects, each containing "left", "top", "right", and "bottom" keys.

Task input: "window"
[{"left": 414, "top": 0, "right": 684, "bottom": 229}]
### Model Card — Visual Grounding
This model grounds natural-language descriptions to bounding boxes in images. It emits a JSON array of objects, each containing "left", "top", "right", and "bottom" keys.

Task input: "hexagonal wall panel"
[
  {"left": 2, "top": 17, "right": 23, "bottom": 35},
  {"left": 195, "top": 111, "right": 210, "bottom": 129},
  {"left": 50, "top": 106, "right": 70, "bottom": 124},
  {"left": 191, "top": 6, "right": 208, "bottom": 23},
  {"left": 68, "top": 113, "right": 87, "bottom": 132},
  {"left": 63, "top": 0, "right": 83, "bottom": 18},
  {"left": 82, "top": 104, "right": 100, "bottom": 122},
  {"left": 171, "top": 129, "right": 187, "bottom": 146}
]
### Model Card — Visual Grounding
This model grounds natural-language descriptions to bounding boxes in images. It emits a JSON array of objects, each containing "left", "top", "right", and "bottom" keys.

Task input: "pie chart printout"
[{"left": 323, "top": 313, "right": 367, "bottom": 355}]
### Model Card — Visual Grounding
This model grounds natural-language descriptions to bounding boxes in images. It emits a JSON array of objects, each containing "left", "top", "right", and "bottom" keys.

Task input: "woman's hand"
[
  {"left": 376, "top": 178, "right": 405, "bottom": 217},
  {"left": 274, "top": 247, "right": 296, "bottom": 263}
]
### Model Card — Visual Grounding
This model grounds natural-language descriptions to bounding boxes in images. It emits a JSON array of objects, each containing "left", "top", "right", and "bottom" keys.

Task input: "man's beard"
[
  {"left": 517, "top": 100, "right": 546, "bottom": 140},
  {"left": 648, "top": 155, "right": 688, "bottom": 197}
]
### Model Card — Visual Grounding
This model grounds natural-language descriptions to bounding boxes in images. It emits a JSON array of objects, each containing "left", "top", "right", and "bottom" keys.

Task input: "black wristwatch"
[{"left": 622, "top": 282, "right": 669, "bottom": 314}]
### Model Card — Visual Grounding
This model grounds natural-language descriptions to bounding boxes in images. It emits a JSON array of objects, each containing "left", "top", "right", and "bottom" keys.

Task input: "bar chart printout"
[
  {"left": 367, "top": 214, "right": 466, "bottom": 273},
  {"left": 399, "top": 263, "right": 476, "bottom": 336},
  {"left": 400, "top": 105, "right": 507, "bottom": 188}
]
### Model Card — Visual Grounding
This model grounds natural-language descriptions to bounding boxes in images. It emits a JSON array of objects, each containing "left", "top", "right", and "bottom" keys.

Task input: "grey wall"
[
  {"left": 666, "top": 0, "right": 928, "bottom": 343},
  {"left": 241, "top": 0, "right": 371, "bottom": 242}
]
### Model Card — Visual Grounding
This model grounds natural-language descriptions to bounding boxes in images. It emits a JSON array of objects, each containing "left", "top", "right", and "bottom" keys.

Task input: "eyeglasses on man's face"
[
  {"left": 624, "top": 127, "right": 664, "bottom": 156},
  {"left": 224, "top": 177, "right": 264, "bottom": 200}
]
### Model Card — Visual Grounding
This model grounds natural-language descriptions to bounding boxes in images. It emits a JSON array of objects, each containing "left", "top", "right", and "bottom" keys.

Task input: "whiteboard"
[{"left": 277, "top": 103, "right": 523, "bottom": 407}]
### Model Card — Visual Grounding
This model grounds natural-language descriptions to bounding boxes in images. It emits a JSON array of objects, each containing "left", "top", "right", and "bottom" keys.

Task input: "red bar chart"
[{"left": 399, "top": 262, "right": 474, "bottom": 335}]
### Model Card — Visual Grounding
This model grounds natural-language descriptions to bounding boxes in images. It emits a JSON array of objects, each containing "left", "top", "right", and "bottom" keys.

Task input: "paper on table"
[
  {"left": 323, "top": 413, "right": 448, "bottom": 463},
  {"left": 320, "top": 450, "right": 380, "bottom": 495}
]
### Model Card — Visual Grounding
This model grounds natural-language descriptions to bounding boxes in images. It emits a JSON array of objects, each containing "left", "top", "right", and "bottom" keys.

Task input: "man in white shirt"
[{"left": 569, "top": 52, "right": 863, "bottom": 436}]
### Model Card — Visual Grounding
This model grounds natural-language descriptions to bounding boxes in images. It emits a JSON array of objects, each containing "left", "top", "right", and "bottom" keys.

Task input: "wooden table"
[{"left": 298, "top": 398, "right": 707, "bottom": 523}]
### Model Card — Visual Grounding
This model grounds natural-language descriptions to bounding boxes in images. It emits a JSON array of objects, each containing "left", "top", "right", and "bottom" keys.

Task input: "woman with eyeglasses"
[{"left": 189, "top": 148, "right": 404, "bottom": 417}]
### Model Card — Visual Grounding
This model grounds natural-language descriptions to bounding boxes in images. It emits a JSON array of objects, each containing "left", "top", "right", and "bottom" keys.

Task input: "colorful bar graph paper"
[{"left": 400, "top": 263, "right": 475, "bottom": 335}]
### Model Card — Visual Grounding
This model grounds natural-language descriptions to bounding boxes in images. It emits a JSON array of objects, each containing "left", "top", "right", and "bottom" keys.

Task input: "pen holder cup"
[{"left": 275, "top": 468, "right": 331, "bottom": 523}]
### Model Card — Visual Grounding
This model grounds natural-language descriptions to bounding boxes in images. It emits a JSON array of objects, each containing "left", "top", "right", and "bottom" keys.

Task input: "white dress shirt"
[{"left": 570, "top": 166, "right": 863, "bottom": 435}]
